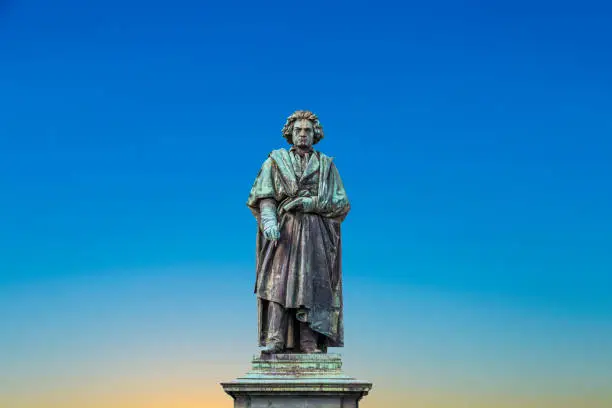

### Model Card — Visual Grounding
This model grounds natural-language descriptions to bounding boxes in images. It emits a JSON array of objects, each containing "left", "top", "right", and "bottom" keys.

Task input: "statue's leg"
[
  {"left": 262, "top": 301, "right": 286, "bottom": 353},
  {"left": 299, "top": 321, "right": 323, "bottom": 353}
]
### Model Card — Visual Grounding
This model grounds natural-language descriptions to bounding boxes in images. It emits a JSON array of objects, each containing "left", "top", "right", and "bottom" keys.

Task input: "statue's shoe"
[{"left": 261, "top": 342, "right": 284, "bottom": 354}]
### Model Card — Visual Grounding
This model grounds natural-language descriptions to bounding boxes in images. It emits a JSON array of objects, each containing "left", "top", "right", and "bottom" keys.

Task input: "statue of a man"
[{"left": 247, "top": 110, "right": 350, "bottom": 354}]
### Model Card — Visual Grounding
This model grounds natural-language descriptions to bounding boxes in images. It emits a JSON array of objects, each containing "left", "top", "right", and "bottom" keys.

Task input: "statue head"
[{"left": 281, "top": 110, "right": 324, "bottom": 148}]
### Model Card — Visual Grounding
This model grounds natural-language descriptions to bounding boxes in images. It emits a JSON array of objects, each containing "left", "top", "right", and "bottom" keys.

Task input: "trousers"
[{"left": 266, "top": 301, "right": 318, "bottom": 350}]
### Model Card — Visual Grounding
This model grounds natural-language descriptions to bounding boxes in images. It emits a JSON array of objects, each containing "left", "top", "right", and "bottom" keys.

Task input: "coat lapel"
[{"left": 300, "top": 152, "right": 320, "bottom": 182}]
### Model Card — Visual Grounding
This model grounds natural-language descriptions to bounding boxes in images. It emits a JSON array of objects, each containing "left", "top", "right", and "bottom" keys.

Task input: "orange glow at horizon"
[{"left": 2, "top": 379, "right": 611, "bottom": 408}]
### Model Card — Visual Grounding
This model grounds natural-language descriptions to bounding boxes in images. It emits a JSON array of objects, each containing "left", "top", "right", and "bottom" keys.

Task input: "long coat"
[{"left": 247, "top": 148, "right": 350, "bottom": 347}]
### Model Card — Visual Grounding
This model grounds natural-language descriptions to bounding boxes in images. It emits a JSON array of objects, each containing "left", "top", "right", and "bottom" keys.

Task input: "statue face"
[{"left": 291, "top": 119, "right": 314, "bottom": 148}]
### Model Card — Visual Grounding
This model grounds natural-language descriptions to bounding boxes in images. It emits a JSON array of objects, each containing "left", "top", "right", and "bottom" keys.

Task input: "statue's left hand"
[{"left": 282, "top": 197, "right": 315, "bottom": 213}]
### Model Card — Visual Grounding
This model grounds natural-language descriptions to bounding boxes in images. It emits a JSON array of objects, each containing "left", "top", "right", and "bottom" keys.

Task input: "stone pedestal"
[{"left": 221, "top": 353, "right": 372, "bottom": 408}]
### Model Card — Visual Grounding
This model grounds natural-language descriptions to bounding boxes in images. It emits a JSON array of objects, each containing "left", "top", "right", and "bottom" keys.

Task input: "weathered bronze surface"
[{"left": 247, "top": 110, "right": 350, "bottom": 354}]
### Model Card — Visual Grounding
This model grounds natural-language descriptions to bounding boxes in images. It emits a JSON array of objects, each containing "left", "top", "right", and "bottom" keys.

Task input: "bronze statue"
[{"left": 247, "top": 110, "right": 350, "bottom": 354}]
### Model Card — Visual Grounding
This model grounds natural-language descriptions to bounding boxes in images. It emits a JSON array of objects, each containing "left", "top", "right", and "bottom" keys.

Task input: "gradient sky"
[{"left": 1, "top": 1, "right": 611, "bottom": 407}]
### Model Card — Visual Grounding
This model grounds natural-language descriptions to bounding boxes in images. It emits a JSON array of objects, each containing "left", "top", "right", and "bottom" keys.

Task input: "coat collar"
[{"left": 269, "top": 148, "right": 331, "bottom": 195}]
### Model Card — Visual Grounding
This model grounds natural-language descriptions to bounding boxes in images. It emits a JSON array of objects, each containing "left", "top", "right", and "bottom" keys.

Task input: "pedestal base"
[{"left": 221, "top": 353, "right": 372, "bottom": 408}]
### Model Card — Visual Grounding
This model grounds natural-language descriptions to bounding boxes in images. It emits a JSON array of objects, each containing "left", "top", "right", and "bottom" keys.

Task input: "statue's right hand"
[{"left": 263, "top": 224, "right": 280, "bottom": 241}]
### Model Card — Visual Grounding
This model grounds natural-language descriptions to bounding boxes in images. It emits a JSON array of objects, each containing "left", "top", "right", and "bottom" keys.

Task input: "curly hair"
[{"left": 281, "top": 110, "right": 324, "bottom": 145}]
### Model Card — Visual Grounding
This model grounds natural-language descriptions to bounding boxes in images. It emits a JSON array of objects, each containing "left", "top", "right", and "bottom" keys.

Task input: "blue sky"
[{"left": 1, "top": 1, "right": 611, "bottom": 407}]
